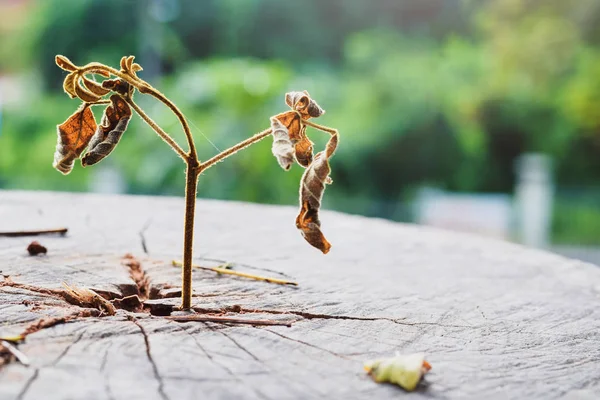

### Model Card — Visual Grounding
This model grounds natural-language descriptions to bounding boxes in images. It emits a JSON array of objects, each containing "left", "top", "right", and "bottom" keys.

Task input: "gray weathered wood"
[{"left": 1, "top": 190, "right": 599, "bottom": 400}]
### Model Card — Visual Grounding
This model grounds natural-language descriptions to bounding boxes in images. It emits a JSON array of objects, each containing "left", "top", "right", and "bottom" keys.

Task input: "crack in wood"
[
  {"left": 139, "top": 219, "right": 152, "bottom": 255},
  {"left": 122, "top": 254, "right": 150, "bottom": 300},
  {"left": 224, "top": 306, "right": 475, "bottom": 329},
  {"left": 20, "top": 310, "right": 100, "bottom": 337},
  {"left": 16, "top": 368, "right": 39, "bottom": 400},
  {"left": 129, "top": 317, "right": 169, "bottom": 400},
  {"left": 264, "top": 328, "right": 351, "bottom": 360},
  {"left": 175, "top": 323, "right": 270, "bottom": 400},
  {"left": 100, "top": 345, "right": 117, "bottom": 400},
  {"left": 208, "top": 325, "right": 262, "bottom": 363},
  {"left": 51, "top": 331, "right": 85, "bottom": 367}
]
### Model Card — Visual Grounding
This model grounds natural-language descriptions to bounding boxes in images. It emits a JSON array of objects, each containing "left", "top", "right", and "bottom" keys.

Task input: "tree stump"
[{"left": 1, "top": 190, "right": 599, "bottom": 399}]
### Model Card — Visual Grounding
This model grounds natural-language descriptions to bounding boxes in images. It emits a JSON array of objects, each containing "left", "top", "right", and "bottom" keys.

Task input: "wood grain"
[{"left": 1, "top": 190, "right": 599, "bottom": 399}]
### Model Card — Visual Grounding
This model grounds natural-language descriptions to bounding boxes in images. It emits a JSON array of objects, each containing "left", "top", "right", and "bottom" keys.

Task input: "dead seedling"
[{"left": 52, "top": 55, "right": 340, "bottom": 309}]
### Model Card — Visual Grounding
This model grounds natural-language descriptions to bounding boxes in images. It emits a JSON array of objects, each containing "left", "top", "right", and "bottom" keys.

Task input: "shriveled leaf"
[
  {"left": 285, "top": 90, "right": 325, "bottom": 119},
  {"left": 125, "top": 55, "right": 134, "bottom": 70},
  {"left": 131, "top": 63, "right": 143, "bottom": 72},
  {"left": 62, "top": 72, "right": 78, "bottom": 98},
  {"left": 364, "top": 353, "right": 432, "bottom": 392},
  {"left": 82, "top": 76, "right": 111, "bottom": 96},
  {"left": 101, "top": 78, "right": 130, "bottom": 95},
  {"left": 74, "top": 80, "right": 101, "bottom": 103},
  {"left": 294, "top": 126, "right": 314, "bottom": 167},
  {"left": 81, "top": 95, "right": 132, "bottom": 166},
  {"left": 270, "top": 117, "right": 295, "bottom": 170},
  {"left": 53, "top": 104, "right": 97, "bottom": 174},
  {"left": 296, "top": 130, "right": 338, "bottom": 253},
  {"left": 296, "top": 151, "right": 332, "bottom": 254},
  {"left": 274, "top": 111, "right": 314, "bottom": 168},
  {"left": 55, "top": 55, "right": 78, "bottom": 72},
  {"left": 120, "top": 56, "right": 128, "bottom": 71}
]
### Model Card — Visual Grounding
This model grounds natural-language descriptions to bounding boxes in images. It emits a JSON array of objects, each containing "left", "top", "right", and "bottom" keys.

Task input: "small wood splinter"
[
  {"left": 171, "top": 260, "right": 298, "bottom": 286},
  {"left": 166, "top": 315, "right": 292, "bottom": 327},
  {"left": 0, "top": 340, "right": 30, "bottom": 366},
  {"left": 0, "top": 228, "right": 68, "bottom": 237}
]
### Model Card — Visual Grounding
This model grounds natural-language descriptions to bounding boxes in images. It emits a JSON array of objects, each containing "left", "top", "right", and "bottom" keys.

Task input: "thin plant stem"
[
  {"left": 137, "top": 84, "right": 198, "bottom": 158},
  {"left": 171, "top": 260, "right": 298, "bottom": 286},
  {"left": 124, "top": 97, "right": 187, "bottom": 160},
  {"left": 301, "top": 119, "right": 339, "bottom": 157},
  {"left": 80, "top": 63, "right": 198, "bottom": 160},
  {"left": 181, "top": 162, "right": 200, "bottom": 309},
  {"left": 301, "top": 119, "right": 338, "bottom": 135},
  {"left": 200, "top": 128, "right": 272, "bottom": 171}
]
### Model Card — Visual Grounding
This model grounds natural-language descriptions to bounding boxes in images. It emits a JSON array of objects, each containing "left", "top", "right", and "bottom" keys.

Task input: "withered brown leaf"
[
  {"left": 271, "top": 91, "right": 325, "bottom": 169},
  {"left": 273, "top": 111, "right": 314, "bottom": 168},
  {"left": 82, "top": 76, "right": 111, "bottom": 97},
  {"left": 296, "top": 152, "right": 332, "bottom": 254},
  {"left": 296, "top": 131, "right": 338, "bottom": 254},
  {"left": 53, "top": 104, "right": 97, "bottom": 175},
  {"left": 74, "top": 81, "right": 101, "bottom": 103},
  {"left": 270, "top": 117, "right": 295, "bottom": 170},
  {"left": 55, "top": 55, "right": 78, "bottom": 72},
  {"left": 81, "top": 95, "right": 132, "bottom": 166},
  {"left": 62, "top": 72, "right": 78, "bottom": 99},
  {"left": 285, "top": 90, "right": 325, "bottom": 119}
]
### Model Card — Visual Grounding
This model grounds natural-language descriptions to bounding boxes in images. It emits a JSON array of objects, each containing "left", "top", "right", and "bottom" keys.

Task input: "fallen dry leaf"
[
  {"left": 364, "top": 353, "right": 432, "bottom": 392},
  {"left": 53, "top": 104, "right": 97, "bottom": 174},
  {"left": 81, "top": 95, "right": 132, "bottom": 166}
]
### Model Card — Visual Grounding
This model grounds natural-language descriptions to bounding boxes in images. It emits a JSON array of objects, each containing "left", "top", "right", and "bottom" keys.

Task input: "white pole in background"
[{"left": 514, "top": 153, "right": 554, "bottom": 248}]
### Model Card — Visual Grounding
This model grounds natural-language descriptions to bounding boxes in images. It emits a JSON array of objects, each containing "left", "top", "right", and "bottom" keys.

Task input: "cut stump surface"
[{"left": 1, "top": 190, "right": 599, "bottom": 399}]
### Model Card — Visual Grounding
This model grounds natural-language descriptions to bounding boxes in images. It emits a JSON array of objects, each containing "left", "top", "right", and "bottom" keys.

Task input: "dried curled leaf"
[
  {"left": 62, "top": 72, "right": 78, "bottom": 98},
  {"left": 270, "top": 117, "right": 295, "bottom": 170},
  {"left": 82, "top": 76, "right": 111, "bottom": 96},
  {"left": 55, "top": 55, "right": 78, "bottom": 72},
  {"left": 120, "top": 55, "right": 142, "bottom": 76},
  {"left": 296, "top": 129, "right": 338, "bottom": 253},
  {"left": 296, "top": 152, "right": 333, "bottom": 254},
  {"left": 273, "top": 111, "right": 314, "bottom": 167},
  {"left": 53, "top": 104, "right": 98, "bottom": 174},
  {"left": 364, "top": 353, "right": 432, "bottom": 392},
  {"left": 81, "top": 95, "right": 132, "bottom": 166},
  {"left": 74, "top": 80, "right": 101, "bottom": 103},
  {"left": 285, "top": 90, "right": 325, "bottom": 119},
  {"left": 131, "top": 63, "right": 143, "bottom": 73}
]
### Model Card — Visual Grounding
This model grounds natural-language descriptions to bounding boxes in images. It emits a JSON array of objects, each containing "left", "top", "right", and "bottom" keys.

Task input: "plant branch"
[
  {"left": 301, "top": 119, "right": 339, "bottom": 157},
  {"left": 171, "top": 260, "right": 298, "bottom": 286},
  {"left": 80, "top": 62, "right": 197, "bottom": 162},
  {"left": 137, "top": 84, "right": 198, "bottom": 160},
  {"left": 123, "top": 97, "right": 188, "bottom": 160},
  {"left": 200, "top": 128, "right": 272, "bottom": 171}
]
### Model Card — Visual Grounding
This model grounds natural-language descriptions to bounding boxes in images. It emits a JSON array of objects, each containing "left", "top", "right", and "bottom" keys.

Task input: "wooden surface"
[{"left": 1, "top": 190, "right": 599, "bottom": 400}]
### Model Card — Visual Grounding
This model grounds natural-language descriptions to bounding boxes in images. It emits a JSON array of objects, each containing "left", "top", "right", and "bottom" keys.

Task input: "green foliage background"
[{"left": 1, "top": 0, "right": 600, "bottom": 244}]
